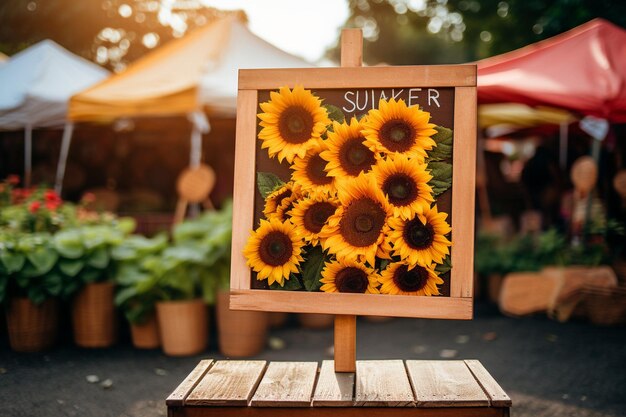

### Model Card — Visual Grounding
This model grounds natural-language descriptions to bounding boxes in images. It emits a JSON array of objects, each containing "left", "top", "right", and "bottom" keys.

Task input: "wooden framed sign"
[{"left": 230, "top": 63, "right": 477, "bottom": 320}]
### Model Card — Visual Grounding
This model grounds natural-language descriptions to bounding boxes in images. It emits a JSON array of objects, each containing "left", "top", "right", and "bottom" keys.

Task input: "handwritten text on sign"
[{"left": 341, "top": 88, "right": 442, "bottom": 114}]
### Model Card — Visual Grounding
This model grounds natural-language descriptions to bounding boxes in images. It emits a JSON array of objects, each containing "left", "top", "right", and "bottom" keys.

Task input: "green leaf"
[
  {"left": 300, "top": 246, "right": 326, "bottom": 292},
  {"left": 26, "top": 247, "right": 58, "bottom": 276},
  {"left": 54, "top": 230, "right": 84, "bottom": 259},
  {"left": 269, "top": 273, "right": 303, "bottom": 291},
  {"left": 80, "top": 267, "right": 103, "bottom": 284},
  {"left": 257, "top": 172, "right": 285, "bottom": 199},
  {"left": 43, "top": 273, "right": 64, "bottom": 296},
  {"left": 27, "top": 287, "right": 46, "bottom": 305},
  {"left": 427, "top": 161, "right": 452, "bottom": 196},
  {"left": 87, "top": 247, "right": 110, "bottom": 269},
  {"left": 114, "top": 286, "right": 138, "bottom": 307},
  {"left": 323, "top": 104, "right": 345, "bottom": 124},
  {"left": 110, "top": 245, "right": 138, "bottom": 262},
  {"left": 59, "top": 258, "right": 84, "bottom": 277},
  {"left": 0, "top": 252, "right": 25, "bottom": 274},
  {"left": 435, "top": 255, "right": 452, "bottom": 275},
  {"left": 427, "top": 126, "right": 453, "bottom": 161}
]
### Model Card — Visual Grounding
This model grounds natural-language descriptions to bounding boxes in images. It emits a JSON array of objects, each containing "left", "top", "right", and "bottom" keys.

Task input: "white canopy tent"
[
  {"left": 0, "top": 40, "right": 108, "bottom": 188},
  {"left": 69, "top": 14, "right": 311, "bottom": 189}
]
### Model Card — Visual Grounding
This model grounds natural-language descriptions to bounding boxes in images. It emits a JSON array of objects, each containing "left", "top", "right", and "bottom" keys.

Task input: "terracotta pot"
[
  {"left": 487, "top": 274, "right": 503, "bottom": 304},
  {"left": 268, "top": 312, "right": 289, "bottom": 329},
  {"left": 156, "top": 299, "right": 208, "bottom": 356},
  {"left": 72, "top": 282, "right": 117, "bottom": 348},
  {"left": 216, "top": 291, "right": 268, "bottom": 357},
  {"left": 130, "top": 313, "right": 160, "bottom": 349},
  {"left": 298, "top": 313, "right": 334, "bottom": 329},
  {"left": 6, "top": 297, "right": 58, "bottom": 352}
]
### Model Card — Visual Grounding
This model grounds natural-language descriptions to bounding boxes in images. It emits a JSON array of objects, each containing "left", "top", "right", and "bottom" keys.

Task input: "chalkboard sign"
[{"left": 230, "top": 65, "right": 476, "bottom": 319}]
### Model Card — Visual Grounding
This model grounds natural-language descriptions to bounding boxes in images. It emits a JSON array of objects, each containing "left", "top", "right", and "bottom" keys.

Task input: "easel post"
[{"left": 334, "top": 28, "right": 362, "bottom": 373}]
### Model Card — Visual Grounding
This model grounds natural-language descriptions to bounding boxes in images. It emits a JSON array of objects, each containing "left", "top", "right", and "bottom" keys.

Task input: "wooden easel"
[{"left": 333, "top": 29, "right": 363, "bottom": 374}]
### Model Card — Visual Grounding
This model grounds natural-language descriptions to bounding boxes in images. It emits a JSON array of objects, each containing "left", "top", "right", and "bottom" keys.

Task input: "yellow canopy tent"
[{"left": 61, "top": 12, "right": 310, "bottom": 191}]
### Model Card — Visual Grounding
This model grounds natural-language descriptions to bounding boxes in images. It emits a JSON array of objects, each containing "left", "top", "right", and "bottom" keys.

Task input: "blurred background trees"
[
  {"left": 327, "top": 0, "right": 626, "bottom": 64},
  {"left": 1, "top": 0, "right": 626, "bottom": 70},
  {"left": 0, "top": 0, "right": 233, "bottom": 71}
]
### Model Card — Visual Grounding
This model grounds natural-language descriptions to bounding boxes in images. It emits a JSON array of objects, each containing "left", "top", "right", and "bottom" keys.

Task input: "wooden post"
[{"left": 334, "top": 28, "right": 362, "bottom": 373}]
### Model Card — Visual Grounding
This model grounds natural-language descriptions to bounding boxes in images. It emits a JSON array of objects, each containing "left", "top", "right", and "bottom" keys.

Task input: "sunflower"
[
  {"left": 290, "top": 140, "right": 335, "bottom": 194},
  {"left": 379, "top": 261, "right": 443, "bottom": 296},
  {"left": 243, "top": 218, "right": 304, "bottom": 287},
  {"left": 258, "top": 85, "right": 330, "bottom": 164},
  {"left": 372, "top": 153, "right": 434, "bottom": 219},
  {"left": 320, "top": 259, "right": 380, "bottom": 294},
  {"left": 320, "top": 173, "right": 391, "bottom": 266},
  {"left": 362, "top": 98, "right": 437, "bottom": 161},
  {"left": 263, "top": 182, "right": 301, "bottom": 220},
  {"left": 290, "top": 192, "right": 339, "bottom": 245},
  {"left": 321, "top": 117, "right": 376, "bottom": 178},
  {"left": 386, "top": 204, "right": 452, "bottom": 266}
]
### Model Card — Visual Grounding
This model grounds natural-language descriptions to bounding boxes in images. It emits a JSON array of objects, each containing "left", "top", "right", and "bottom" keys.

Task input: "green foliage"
[
  {"left": 435, "top": 255, "right": 452, "bottom": 275},
  {"left": 257, "top": 172, "right": 285, "bottom": 199},
  {"left": 323, "top": 104, "right": 346, "bottom": 124},
  {"left": 427, "top": 127, "right": 453, "bottom": 162},
  {"left": 427, "top": 161, "right": 452, "bottom": 196},
  {"left": 474, "top": 224, "right": 623, "bottom": 277},
  {"left": 300, "top": 245, "right": 327, "bottom": 292}
]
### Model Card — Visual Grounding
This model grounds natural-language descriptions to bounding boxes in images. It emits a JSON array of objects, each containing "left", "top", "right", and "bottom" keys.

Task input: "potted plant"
[
  {"left": 54, "top": 220, "right": 134, "bottom": 348},
  {"left": 112, "top": 233, "right": 168, "bottom": 349},
  {"left": 0, "top": 231, "right": 62, "bottom": 352}
]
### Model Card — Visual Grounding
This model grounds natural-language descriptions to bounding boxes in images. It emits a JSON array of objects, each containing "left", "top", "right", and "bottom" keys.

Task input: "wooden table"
[{"left": 167, "top": 359, "right": 511, "bottom": 416}]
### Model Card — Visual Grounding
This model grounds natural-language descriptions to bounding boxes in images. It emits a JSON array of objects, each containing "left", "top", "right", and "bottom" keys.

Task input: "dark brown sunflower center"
[
  {"left": 306, "top": 154, "right": 332, "bottom": 185},
  {"left": 340, "top": 197, "right": 386, "bottom": 247},
  {"left": 392, "top": 264, "right": 429, "bottom": 292},
  {"left": 273, "top": 190, "right": 291, "bottom": 208},
  {"left": 303, "top": 202, "right": 336, "bottom": 233},
  {"left": 340, "top": 137, "right": 376, "bottom": 175},
  {"left": 404, "top": 218, "right": 434, "bottom": 249},
  {"left": 278, "top": 106, "right": 314, "bottom": 144},
  {"left": 379, "top": 119, "right": 415, "bottom": 152},
  {"left": 259, "top": 231, "right": 293, "bottom": 266},
  {"left": 383, "top": 173, "right": 418, "bottom": 206},
  {"left": 335, "top": 267, "right": 369, "bottom": 293}
]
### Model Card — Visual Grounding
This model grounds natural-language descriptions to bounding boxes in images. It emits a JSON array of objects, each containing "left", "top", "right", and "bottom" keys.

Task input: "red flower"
[
  {"left": 45, "top": 190, "right": 61, "bottom": 203},
  {"left": 29, "top": 201, "right": 41, "bottom": 213},
  {"left": 7, "top": 175, "right": 20, "bottom": 185}
]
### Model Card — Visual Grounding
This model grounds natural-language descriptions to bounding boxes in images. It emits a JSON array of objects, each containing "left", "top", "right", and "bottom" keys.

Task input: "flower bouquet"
[{"left": 244, "top": 85, "right": 454, "bottom": 297}]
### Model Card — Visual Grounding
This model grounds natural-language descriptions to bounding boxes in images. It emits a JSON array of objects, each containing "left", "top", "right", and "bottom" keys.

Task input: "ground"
[{"left": 1, "top": 303, "right": 624, "bottom": 417}]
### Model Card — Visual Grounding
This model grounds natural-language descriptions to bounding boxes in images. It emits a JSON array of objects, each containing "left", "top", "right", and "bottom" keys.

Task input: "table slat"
[
  {"left": 166, "top": 359, "right": 214, "bottom": 406},
  {"left": 355, "top": 360, "right": 414, "bottom": 407},
  {"left": 250, "top": 361, "right": 318, "bottom": 407},
  {"left": 406, "top": 360, "right": 490, "bottom": 407},
  {"left": 186, "top": 360, "right": 267, "bottom": 406},
  {"left": 464, "top": 360, "right": 512, "bottom": 407},
  {"left": 312, "top": 360, "right": 355, "bottom": 406}
]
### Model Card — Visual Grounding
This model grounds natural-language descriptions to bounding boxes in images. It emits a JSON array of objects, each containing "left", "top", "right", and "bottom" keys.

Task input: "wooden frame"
[{"left": 230, "top": 65, "right": 477, "bottom": 319}]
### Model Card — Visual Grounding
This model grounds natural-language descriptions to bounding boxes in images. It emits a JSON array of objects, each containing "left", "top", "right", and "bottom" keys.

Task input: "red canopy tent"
[{"left": 477, "top": 18, "right": 626, "bottom": 123}]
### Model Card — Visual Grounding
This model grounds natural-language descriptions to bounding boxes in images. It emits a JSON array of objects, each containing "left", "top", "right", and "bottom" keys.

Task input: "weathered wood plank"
[
  {"left": 250, "top": 362, "right": 318, "bottom": 407},
  {"left": 185, "top": 360, "right": 266, "bottom": 406},
  {"left": 166, "top": 359, "right": 214, "bottom": 406},
  {"left": 171, "top": 406, "right": 509, "bottom": 417},
  {"left": 464, "top": 360, "right": 512, "bottom": 407},
  {"left": 406, "top": 360, "right": 489, "bottom": 407},
  {"left": 355, "top": 360, "right": 414, "bottom": 407},
  {"left": 312, "top": 360, "right": 355, "bottom": 407}
]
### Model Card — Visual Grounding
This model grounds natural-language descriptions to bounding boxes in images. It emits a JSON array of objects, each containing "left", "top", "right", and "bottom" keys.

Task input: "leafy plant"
[{"left": 112, "top": 234, "right": 168, "bottom": 324}]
